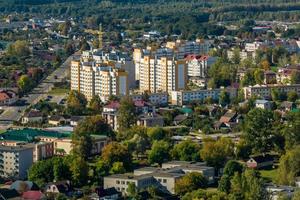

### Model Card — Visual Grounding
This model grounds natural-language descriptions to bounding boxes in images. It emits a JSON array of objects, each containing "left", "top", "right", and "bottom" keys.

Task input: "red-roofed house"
[
  {"left": 22, "top": 191, "right": 45, "bottom": 200},
  {"left": 0, "top": 90, "right": 18, "bottom": 106},
  {"left": 133, "top": 100, "right": 154, "bottom": 113}
]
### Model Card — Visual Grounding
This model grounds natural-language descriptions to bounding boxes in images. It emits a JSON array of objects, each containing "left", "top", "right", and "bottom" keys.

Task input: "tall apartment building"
[
  {"left": 186, "top": 55, "right": 216, "bottom": 78},
  {"left": 139, "top": 55, "right": 187, "bottom": 93},
  {"left": 82, "top": 50, "right": 136, "bottom": 89},
  {"left": 71, "top": 61, "right": 128, "bottom": 101},
  {"left": 133, "top": 39, "right": 211, "bottom": 91},
  {"left": 0, "top": 145, "right": 34, "bottom": 179}
]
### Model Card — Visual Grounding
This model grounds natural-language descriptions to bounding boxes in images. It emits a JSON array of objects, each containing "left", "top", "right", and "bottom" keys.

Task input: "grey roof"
[
  {"left": 0, "top": 145, "right": 34, "bottom": 152},
  {"left": 105, "top": 173, "right": 153, "bottom": 181},
  {"left": 151, "top": 172, "right": 183, "bottom": 178},
  {"left": 162, "top": 160, "right": 206, "bottom": 166},
  {"left": 138, "top": 113, "right": 163, "bottom": 120},
  {"left": 24, "top": 110, "right": 43, "bottom": 118},
  {"left": 134, "top": 167, "right": 158, "bottom": 172},
  {"left": 49, "top": 115, "right": 64, "bottom": 121},
  {"left": 255, "top": 99, "right": 270, "bottom": 104}
]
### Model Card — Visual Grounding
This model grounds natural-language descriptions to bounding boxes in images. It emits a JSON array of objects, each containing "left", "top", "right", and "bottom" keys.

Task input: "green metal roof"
[
  {"left": 180, "top": 107, "right": 193, "bottom": 114},
  {"left": 0, "top": 128, "right": 71, "bottom": 142}
]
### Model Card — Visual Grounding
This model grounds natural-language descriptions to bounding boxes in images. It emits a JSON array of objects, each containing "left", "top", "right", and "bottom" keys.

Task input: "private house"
[
  {"left": 102, "top": 101, "right": 120, "bottom": 131},
  {"left": 219, "top": 110, "right": 237, "bottom": 123},
  {"left": 21, "top": 110, "right": 43, "bottom": 124},
  {"left": 137, "top": 113, "right": 164, "bottom": 127},
  {"left": 0, "top": 90, "right": 18, "bottom": 106},
  {"left": 95, "top": 187, "right": 121, "bottom": 200},
  {"left": 276, "top": 65, "right": 300, "bottom": 83},
  {"left": 48, "top": 115, "right": 65, "bottom": 126},
  {"left": 173, "top": 115, "right": 188, "bottom": 126},
  {"left": 69, "top": 116, "right": 85, "bottom": 127},
  {"left": 255, "top": 100, "right": 273, "bottom": 110},
  {"left": 134, "top": 100, "right": 154, "bottom": 113},
  {"left": 45, "top": 181, "right": 71, "bottom": 194},
  {"left": 246, "top": 155, "right": 275, "bottom": 169},
  {"left": 280, "top": 101, "right": 296, "bottom": 111},
  {"left": 207, "top": 105, "right": 219, "bottom": 117},
  {"left": 264, "top": 70, "right": 277, "bottom": 84},
  {"left": 218, "top": 110, "right": 240, "bottom": 130},
  {"left": 214, "top": 121, "right": 229, "bottom": 131}
]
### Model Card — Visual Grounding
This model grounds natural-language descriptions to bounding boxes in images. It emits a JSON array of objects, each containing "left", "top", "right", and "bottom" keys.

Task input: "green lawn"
[
  {"left": 48, "top": 88, "right": 69, "bottom": 95},
  {"left": 260, "top": 168, "right": 278, "bottom": 183}
]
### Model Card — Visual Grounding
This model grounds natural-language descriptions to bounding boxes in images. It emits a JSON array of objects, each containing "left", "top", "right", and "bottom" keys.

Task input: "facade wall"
[
  {"left": 244, "top": 84, "right": 300, "bottom": 99},
  {"left": 0, "top": 147, "right": 33, "bottom": 179},
  {"left": 70, "top": 62, "right": 128, "bottom": 101}
]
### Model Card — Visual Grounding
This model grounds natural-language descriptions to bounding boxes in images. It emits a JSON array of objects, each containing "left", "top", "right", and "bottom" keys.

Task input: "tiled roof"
[
  {"left": 24, "top": 110, "right": 43, "bottom": 118},
  {"left": 185, "top": 54, "right": 210, "bottom": 61},
  {"left": 104, "top": 101, "right": 120, "bottom": 109},
  {"left": 0, "top": 92, "right": 10, "bottom": 101},
  {"left": 134, "top": 100, "right": 151, "bottom": 107},
  {"left": 22, "top": 191, "right": 45, "bottom": 200}
]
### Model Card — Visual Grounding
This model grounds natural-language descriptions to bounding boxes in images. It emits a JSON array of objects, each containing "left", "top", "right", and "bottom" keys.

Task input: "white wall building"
[
  {"left": 243, "top": 84, "right": 300, "bottom": 100},
  {"left": 0, "top": 145, "right": 34, "bottom": 179},
  {"left": 133, "top": 39, "right": 210, "bottom": 86},
  {"left": 186, "top": 55, "right": 216, "bottom": 78},
  {"left": 71, "top": 61, "right": 128, "bottom": 101},
  {"left": 170, "top": 87, "right": 237, "bottom": 106}
]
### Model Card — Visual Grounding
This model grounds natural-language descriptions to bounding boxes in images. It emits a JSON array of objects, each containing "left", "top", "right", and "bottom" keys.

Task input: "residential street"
[{"left": 0, "top": 55, "right": 73, "bottom": 129}]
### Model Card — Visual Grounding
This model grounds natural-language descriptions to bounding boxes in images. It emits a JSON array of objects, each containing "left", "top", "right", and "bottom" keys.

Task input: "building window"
[
  {"left": 163, "top": 179, "right": 167, "bottom": 183},
  {"left": 116, "top": 180, "right": 120, "bottom": 184}
]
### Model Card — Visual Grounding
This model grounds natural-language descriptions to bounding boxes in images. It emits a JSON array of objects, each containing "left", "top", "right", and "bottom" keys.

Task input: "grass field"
[
  {"left": 260, "top": 168, "right": 278, "bottom": 183},
  {"left": 48, "top": 88, "right": 69, "bottom": 95}
]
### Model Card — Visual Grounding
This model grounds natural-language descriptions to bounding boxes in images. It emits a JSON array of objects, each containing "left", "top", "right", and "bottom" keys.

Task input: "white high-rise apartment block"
[
  {"left": 186, "top": 55, "right": 216, "bottom": 78},
  {"left": 139, "top": 55, "right": 187, "bottom": 93},
  {"left": 71, "top": 60, "right": 128, "bottom": 102},
  {"left": 133, "top": 39, "right": 210, "bottom": 83},
  {"left": 134, "top": 39, "right": 210, "bottom": 93},
  {"left": 81, "top": 50, "right": 136, "bottom": 89}
]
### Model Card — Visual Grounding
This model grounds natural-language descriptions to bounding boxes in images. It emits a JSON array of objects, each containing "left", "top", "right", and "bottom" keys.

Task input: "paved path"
[{"left": 0, "top": 55, "right": 73, "bottom": 129}]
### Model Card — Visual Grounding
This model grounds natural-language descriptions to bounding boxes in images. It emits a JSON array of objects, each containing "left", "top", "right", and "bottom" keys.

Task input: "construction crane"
[{"left": 84, "top": 23, "right": 104, "bottom": 49}]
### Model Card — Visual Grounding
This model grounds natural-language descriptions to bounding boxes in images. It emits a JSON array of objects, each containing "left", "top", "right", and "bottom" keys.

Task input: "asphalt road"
[{"left": 0, "top": 55, "right": 73, "bottom": 129}]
